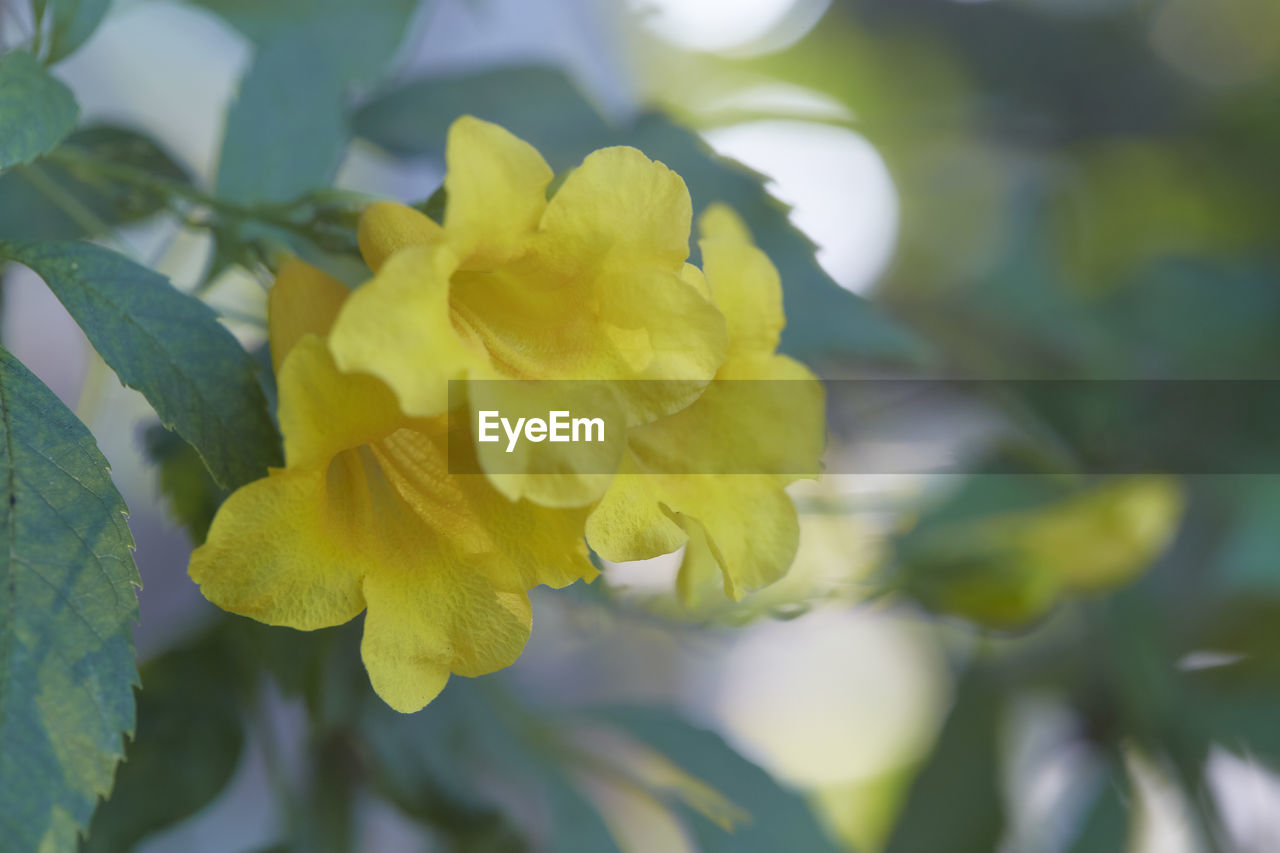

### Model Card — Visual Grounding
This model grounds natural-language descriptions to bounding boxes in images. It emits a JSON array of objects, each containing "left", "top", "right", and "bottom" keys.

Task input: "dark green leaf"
[
  {"left": 353, "top": 66, "right": 926, "bottom": 364},
  {"left": 600, "top": 707, "right": 840, "bottom": 852},
  {"left": 142, "top": 424, "right": 225, "bottom": 545},
  {"left": 1065, "top": 767, "right": 1130, "bottom": 853},
  {"left": 188, "top": 0, "right": 420, "bottom": 85},
  {"left": 0, "top": 241, "right": 281, "bottom": 488},
  {"left": 0, "top": 50, "right": 78, "bottom": 170},
  {"left": 883, "top": 675, "right": 1005, "bottom": 853},
  {"left": 0, "top": 344, "right": 139, "bottom": 851},
  {"left": 0, "top": 125, "right": 191, "bottom": 240},
  {"left": 216, "top": 32, "right": 347, "bottom": 205},
  {"left": 41, "top": 0, "right": 113, "bottom": 64},
  {"left": 357, "top": 676, "right": 616, "bottom": 851},
  {"left": 358, "top": 681, "right": 540, "bottom": 848},
  {"left": 82, "top": 633, "right": 245, "bottom": 852}
]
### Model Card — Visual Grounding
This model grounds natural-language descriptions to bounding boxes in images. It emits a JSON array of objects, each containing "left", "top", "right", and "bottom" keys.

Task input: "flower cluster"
[{"left": 189, "top": 117, "right": 825, "bottom": 712}]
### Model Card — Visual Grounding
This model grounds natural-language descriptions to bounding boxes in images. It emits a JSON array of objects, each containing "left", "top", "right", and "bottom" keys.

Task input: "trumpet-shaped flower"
[
  {"left": 327, "top": 116, "right": 728, "bottom": 507},
  {"left": 585, "top": 206, "right": 826, "bottom": 604},
  {"left": 189, "top": 258, "right": 596, "bottom": 713}
]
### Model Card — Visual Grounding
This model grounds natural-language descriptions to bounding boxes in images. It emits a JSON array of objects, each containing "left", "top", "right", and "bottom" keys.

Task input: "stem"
[
  {"left": 46, "top": 146, "right": 331, "bottom": 238},
  {"left": 19, "top": 161, "right": 135, "bottom": 255}
]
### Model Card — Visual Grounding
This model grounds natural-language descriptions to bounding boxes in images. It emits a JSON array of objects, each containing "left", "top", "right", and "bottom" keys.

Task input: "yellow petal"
[
  {"left": 328, "top": 244, "right": 489, "bottom": 417},
  {"left": 539, "top": 146, "right": 692, "bottom": 273},
  {"left": 276, "top": 335, "right": 405, "bottom": 470},
  {"left": 698, "top": 205, "right": 784, "bottom": 357},
  {"left": 1021, "top": 475, "right": 1186, "bottom": 591},
  {"left": 698, "top": 203, "right": 753, "bottom": 244},
  {"left": 680, "top": 262, "right": 713, "bottom": 301},
  {"left": 627, "top": 353, "right": 825, "bottom": 481},
  {"left": 444, "top": 115, "right": 553, "bottom": 269},
  {"left": 267, "top": 257, "right": 350, "bottom": 371},
  {"left": 585, "top": 453, "right": 689, "bottom": 563},
  {"left": 589, "top": 471, "right": 801, "bottom": 602},
  {"left": 360, "top": 553, "right": 532, "bottom": 713},
  {"left": 358, "top": 201, "right": 446, "bottom": 273},
  {"left": 369, "top": 423, "right": 598, "bottom": 589},
  {"left": 452, "top": 260, "right": 727, "bottom": 425},
  {"left": 667, "top": 477, "right": 801, "bottom": 601},
  {"left": 189, "top": 465, "right": 366, "bottom": 630},
  {"left": 466, "top": 379, "right": 628, "bottom": 508}
]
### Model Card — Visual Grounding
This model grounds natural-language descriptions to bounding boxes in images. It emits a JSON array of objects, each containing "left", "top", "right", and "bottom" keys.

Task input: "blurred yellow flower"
[
  {"left": 586, "top": 206, "right": 826, "bottom": 604},
  {"left": 896, "top": 476, "right": 1186, "bottom": 628},
  {"left": 189, "top": 259, "right": 595, "bottom": 713}
]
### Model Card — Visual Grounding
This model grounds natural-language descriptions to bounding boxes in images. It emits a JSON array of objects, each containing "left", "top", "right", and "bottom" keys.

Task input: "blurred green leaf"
[
  {"left": 38, "top": 0, "right": 113, "bottom": 64},
  {"left": 1185, "top": 678, "right": 1280, "bottom": 770},
  {"left": 216, "top": 32, "right": 347, "bottom": 205},
  {"left": 358, "top": 679, "right": 584, "bottom": 850},
  {"left": 1103, "top": 262, "right": 1280, "bottom": 380},
  {"left": 0, "top": 50, "right": 78, "bottom": 170},
  {"left": 353, "top": 66, "right": 927, "bottom": 365},
  {"left": 289, "top": 735, "right": 357, "bottom": 853},
  {"left": 143, "top": 424, "right": 226, "bottom": 545},
  {"left": 882, "top": 675, "right": 1005, "bottom": 853},
  {"left": 599, "top": 707, "right": 840, "bottom": 852},
  {"left": 0, "top": 344, "right": 139, "bottom": 851},
  {"left": 1065, "top": 767, "right": 1130, "bottom": 853},
  {"left": 0, "top": 125, "right": 190, "bottom": 240},
  {"left": 188, "top": 0, "right": 420, "bottom": 85},
  {"left": 83, "top": 633, "right": 246, "bottom": 852},
  {"left": 0, "top": 241, "right": 282, "bottom": 488}
]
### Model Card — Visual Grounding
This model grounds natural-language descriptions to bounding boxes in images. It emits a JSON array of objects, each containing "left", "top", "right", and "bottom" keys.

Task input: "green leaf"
[
  {"left": 0, "top": 125, "right": 191, "bottom": 240},
  {"left": 142, "top": 425, "right": 225, "bottom": 545},
  {"left": 39, "top": 0, "right": 113, "bottom": 64},
  {"left": 0, "top": 241, "right": 281, "bottom": 489},
  {"left": 1065, "top": 767, "right": 1131, "bottom": 853},
  {"left": 599, "top": 707, "right": 840, "bottom": 852},
  {"left": 357, "top": 680, "right": 553, "bottom": 849},
  {"left": 882, "top": 675, "right": 1005, "bottom": 853},
  {"left": 0, "top": 50, "right": 78, "bottom": 170},
  {"left": 82, "top": 632, "right": 245, "bottom": 852},
  {"left": 188, "top": 0, "right": 420, "bottom": 85},
  {"left": 0, "top": 344, "right": 139, "bottom": 851},
  {"left": 215, "top": 31, "right": 347, "bottom": 205},
  {"left": 352, "top": 66, "right": 927, "bottom": 365}
]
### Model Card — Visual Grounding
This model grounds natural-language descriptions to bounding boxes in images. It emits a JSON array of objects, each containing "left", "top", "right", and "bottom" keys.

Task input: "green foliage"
[
  {"left": 357, "top": 678, "right": 592, "bottom": 849},
  {"left": 188, "top": 0, "right": 421, "bottom": 85},
  {"left": 882, "top": 676, "right": 1005, "bottom": 853},
  {"left": 1065, "top": 767, "right": 1130, "bottom": 853},
  {"left": 0, "top": 50, "right": 78, "bottom": 170},
  {"left": 143, "top": 425, "right": 226, "bottom": 545},
  {"left": 215, "top": 31, "right": 348, "bottom": 205},
  {"left": 353, "top": 66, "right": 928, "bottom": 365},
  {"left": 0, "top": 241, "right": 281, "bottom": 489},
  {"left": 601, "top": 707, "right": 841, "bottom": 852},
  {"left": 32, "top": 0, "right": 114, "bottom": 64},
  {"left": 0, "top": 344, "right": 139, "bottom": 852},
  {"left": 82, "top": 632, "right": 246, "bottom": 852},
  {"left": 0, "top": 125, "right": 190, "bottom": 240}
]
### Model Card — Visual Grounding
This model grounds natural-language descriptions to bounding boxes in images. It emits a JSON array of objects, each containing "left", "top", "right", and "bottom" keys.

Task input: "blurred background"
[{"left": 5, "top": 0, "right": 1280, "bottom": 850}]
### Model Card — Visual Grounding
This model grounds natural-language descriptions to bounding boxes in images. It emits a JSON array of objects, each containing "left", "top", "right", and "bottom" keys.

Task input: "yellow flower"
[
  {"left": 327, "top": 116, "right": 728, "bottom": 507},
  {"left": 190, "top": 118, "right": 819, "bottom": 709},
  {"left": 189, "top": 259, "right": 596, "bottom": 713},
  {"left": 585, "top": 206, "right": 826, "bottom": 605},
  {"left": 896, "top": 476, "right": 1186, "bottom": 628}
]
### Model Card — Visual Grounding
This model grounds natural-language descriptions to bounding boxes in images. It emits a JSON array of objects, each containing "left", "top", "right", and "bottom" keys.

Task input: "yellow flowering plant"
[{"left": 189, "top": 116, "right": 826, "bottom": 713}]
